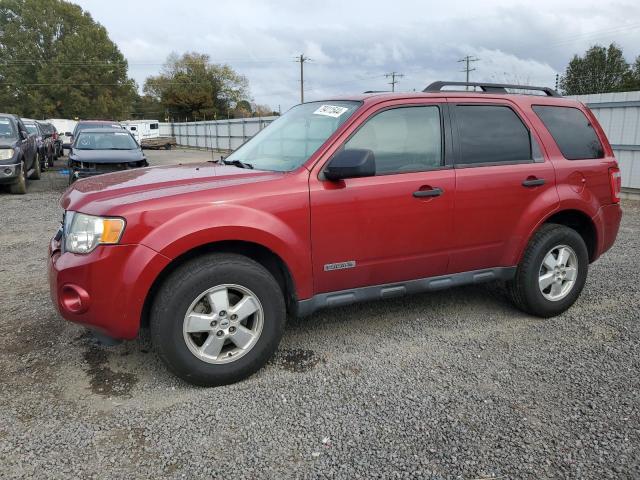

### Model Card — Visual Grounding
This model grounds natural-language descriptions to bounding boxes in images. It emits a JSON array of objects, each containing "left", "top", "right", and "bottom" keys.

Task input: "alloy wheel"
[{"left": 182, "top": 284, "right": 264, "bottom": 364}]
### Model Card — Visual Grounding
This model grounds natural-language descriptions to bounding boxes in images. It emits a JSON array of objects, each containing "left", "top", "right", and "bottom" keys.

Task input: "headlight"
[
  {"left": 0, "top": 149, "right": 14, "bottom": 160},
  {"left": 64, "top": 212, "right": 125, "bottom": 254}
]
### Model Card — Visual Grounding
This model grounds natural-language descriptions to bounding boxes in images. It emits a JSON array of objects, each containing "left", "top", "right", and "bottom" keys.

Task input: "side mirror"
[
  {"left": 20, "top": 130, "right": 28, "bottom": 139},
  {"left": 325, "top": 149, "right": 376, "bottom": 181}
]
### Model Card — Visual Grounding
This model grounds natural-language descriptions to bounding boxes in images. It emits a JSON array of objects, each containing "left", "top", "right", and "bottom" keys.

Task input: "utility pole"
[
  {"left": 458, "top": 55, "right": 479, "bottom": 89},
  {"left": 385, "top": 71, "right": 404, "bottom": 92},
  {"left": 295, "top": 54, "right": 310, "bottom": 103}
]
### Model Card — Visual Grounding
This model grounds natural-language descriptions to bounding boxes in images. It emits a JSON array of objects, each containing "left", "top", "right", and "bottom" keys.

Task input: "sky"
[{"left": 74, "top": 0, "right": 640, "bottom": 114}]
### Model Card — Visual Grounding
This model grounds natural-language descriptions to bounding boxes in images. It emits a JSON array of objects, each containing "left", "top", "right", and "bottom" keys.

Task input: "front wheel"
[
  {"left": 9, "top": 159, "right": 27, "bottom": 194},
  {"left": 508, "top": 223, "right": 588, "bottom": 317},
  {"left": 151, "top": 253, "right": 286, "bottom": 386}
]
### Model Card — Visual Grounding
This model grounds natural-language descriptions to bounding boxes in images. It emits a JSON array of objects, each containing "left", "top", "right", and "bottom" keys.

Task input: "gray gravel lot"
[{"left": 1, "top": 150, "right": 639, "bottom": 479}]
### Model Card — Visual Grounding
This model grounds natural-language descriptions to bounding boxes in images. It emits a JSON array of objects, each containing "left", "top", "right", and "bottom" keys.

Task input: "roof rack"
[
  {"left": 423, "top": 81, "right": 561, "bottom": 97},
  {"left": 363, "top": 90, "right": 388, "bottom": 94}
]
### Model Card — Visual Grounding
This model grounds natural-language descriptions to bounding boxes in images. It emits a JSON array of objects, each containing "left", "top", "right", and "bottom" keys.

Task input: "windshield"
[
  {"left": 25, "top": 124, "right": 38, "bottom": 134},
  {"left": 75, "top": 131, "right": 138, "bottom": 150},
  {"left": 225, "top": 101, "right": 361, "bottom": 171},
  {"left": 0, "top": 117, "right": 18, "bottom": 139}
]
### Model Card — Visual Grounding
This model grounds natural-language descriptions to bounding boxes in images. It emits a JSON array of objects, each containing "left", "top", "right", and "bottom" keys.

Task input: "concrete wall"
[
  {"left": 159, "top": 117, "right": 276, "bottom": 151},
  {"left": 571, "top": 91, "right": 640, "bottom": 191}
]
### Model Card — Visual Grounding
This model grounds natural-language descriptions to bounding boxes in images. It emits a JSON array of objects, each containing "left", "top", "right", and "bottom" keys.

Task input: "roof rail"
[
  {"left": 363, "top": 90, "right": 388, "bottom": 94},
  {"left": 423, "top": 81, "right": 561, "bottom": 97}
]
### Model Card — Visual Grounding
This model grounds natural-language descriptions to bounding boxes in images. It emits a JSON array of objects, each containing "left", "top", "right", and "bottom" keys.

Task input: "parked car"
[
  {"left": 70, "top": 120, "right": 123, "bottom": 146},
  {"left": 21, "top": 119, "right": 49, "bottom": 170},
  {"left": 68, "top": 128, "right": 148, "bottom": 183},
  {"left": 49, "top": 81, "right": 622, "bottom": 387},
  {"left": 0, "top": 113, "right": 39, "bottom": 194},
  {"left": 37, "top": 121, "right": 60, "bottom": 163},
  {"left": 47, "top": 118, "right": 78, "bottom": 155}
]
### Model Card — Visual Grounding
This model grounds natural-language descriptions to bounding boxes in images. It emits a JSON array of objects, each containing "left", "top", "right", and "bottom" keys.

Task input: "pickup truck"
[{"left": 0, "top": 114, "right": 40, "bottom": 194}]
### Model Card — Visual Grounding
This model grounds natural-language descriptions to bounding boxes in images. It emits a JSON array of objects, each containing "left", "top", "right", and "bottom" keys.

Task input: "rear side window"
[
  {"left": 532, "top": 105, "right": 604, "bottom": 160},
  {"left": 454, "top": 105, "right": 531, "bottom": 165},
  {"left": 150, "top": 123, "right": 159, "bottom": 130},
  {"left": 345, "top": 106, "right": 442, "bottom": 174}
]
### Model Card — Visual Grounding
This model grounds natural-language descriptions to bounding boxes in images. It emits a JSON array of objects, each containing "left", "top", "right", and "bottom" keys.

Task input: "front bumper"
[
  {"left": 0, "top": 161, "right": 22, "bottom": 184},
  {"left": 70, "top": 160, "right": 148, "bottom": 180},
  {"left": 49, "top": 235, "right": 171, "bottom": 339}
]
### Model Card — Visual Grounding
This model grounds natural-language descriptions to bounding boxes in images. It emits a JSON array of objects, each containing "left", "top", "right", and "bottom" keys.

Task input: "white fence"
[
  {"left": 572, "top": 91, "right": 640, "bottom": 191},
  {"left": 159, "top": 117, "right": 276, "bottom": 151}
]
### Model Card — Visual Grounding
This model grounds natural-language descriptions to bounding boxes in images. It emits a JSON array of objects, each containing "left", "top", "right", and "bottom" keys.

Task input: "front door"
[{"left": 309, "top": 103, "right": 455, "bottom": 294}]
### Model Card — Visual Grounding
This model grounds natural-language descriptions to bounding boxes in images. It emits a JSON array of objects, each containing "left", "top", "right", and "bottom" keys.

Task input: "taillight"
[{"left": 609, "top": 167, "right": 621, "bottom": 203}]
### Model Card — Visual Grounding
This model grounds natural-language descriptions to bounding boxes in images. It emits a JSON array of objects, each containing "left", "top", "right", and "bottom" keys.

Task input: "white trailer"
[{"left": 121, "top": 120, "right": 160, "bottom": 143}]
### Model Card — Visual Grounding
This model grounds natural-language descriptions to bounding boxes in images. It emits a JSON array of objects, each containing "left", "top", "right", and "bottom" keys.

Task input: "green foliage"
[
  {"left": 130, "top": 94, "right": 164, "bottom": 120},
  {"left": 0, "top": 0, "right": 136, "bottom": 119},
  {"left": 144, "top": 52, "right": 250, "bottom": 121},
  {"left": 560, "top": 43, "right": 640, "bottom": 95}
]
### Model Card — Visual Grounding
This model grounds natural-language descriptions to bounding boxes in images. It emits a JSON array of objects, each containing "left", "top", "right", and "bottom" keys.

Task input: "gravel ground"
[{"left": 0, "top": 151, "right": 639, "bottom": 479}]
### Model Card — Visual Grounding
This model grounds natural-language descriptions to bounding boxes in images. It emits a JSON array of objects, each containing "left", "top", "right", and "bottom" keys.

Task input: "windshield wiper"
[{"left": 222, "top": 159, "right": 254, "bottom": 169}]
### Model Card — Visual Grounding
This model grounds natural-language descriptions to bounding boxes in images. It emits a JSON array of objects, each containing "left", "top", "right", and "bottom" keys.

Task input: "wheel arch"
[
  {"left": 140, "top": 240, "right": 298, "bottom": 328},
  {"left": 540, "top": 209, "right": 598, "bottom": 262}
]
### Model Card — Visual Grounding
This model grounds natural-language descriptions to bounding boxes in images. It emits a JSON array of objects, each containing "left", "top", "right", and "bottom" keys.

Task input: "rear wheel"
[
  {"left": 508, "top": 223, "right": 588, "bottom": 317},
  {"left": 151, "top": 253, "right": 286, "bottom": 386},
  {"left": 9, "top": 159, "right": 27, "bottom": 194}
]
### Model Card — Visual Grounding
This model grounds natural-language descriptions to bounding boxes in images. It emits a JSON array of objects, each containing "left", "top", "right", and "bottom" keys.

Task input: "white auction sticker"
[{"left": 313, "top": 105, "right": 349, "bottom": 118}]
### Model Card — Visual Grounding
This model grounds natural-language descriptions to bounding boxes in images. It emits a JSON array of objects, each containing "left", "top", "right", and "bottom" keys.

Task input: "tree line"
[
  {"left": 560, "top": 43, "right": 640, "bottom": 95},
  {"left": 1, "top": 0, "right": 639, "bottom": 121},
  {"left": 0, "top": 0, "right": 275, "bottom": 120}
]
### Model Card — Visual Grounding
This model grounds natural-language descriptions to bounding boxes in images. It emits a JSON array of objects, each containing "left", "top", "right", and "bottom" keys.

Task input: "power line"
[
  {"left": 458, "top": 55, "right": 480, "bottom": 89},
  {"left": 384, "top": 72, "right": 404, "bottom": 92},
  {"left": 294, "top": 54, "right": 310, "bottom": 103}
]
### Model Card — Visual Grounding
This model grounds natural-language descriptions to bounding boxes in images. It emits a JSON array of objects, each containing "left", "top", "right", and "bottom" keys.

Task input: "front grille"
[{"left": 70, "top": 159, "right": 148, "bottom": 172}]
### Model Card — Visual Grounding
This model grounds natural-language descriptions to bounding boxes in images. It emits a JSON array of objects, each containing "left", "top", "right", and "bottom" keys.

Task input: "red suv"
[{"left": 49, "top": 81, "right": 622, "bottom": 386}]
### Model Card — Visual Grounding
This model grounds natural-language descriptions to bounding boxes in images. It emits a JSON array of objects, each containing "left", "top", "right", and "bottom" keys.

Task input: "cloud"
[{"left": 74, "top": 0, "right": 640, "bottom": 112}]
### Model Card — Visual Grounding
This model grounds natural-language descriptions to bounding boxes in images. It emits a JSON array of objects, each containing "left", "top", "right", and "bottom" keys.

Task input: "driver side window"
[{"left": 344, "top": 105, "right": 442, "bottom": 174}]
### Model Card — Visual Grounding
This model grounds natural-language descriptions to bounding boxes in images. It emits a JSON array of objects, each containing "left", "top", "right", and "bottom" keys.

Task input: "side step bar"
[{"left": 295, "top": 267, "right": 516, "bottom": 317}]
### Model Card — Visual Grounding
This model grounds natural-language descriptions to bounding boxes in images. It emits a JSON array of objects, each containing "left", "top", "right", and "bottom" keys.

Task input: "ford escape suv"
[{"left": 49, "top": 81, "right": 622, "bottom": 387}]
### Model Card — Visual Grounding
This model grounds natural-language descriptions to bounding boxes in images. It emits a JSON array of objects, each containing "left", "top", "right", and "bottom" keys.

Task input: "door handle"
[
  {"left": 522, "top": 178, "right": 545, "bottom": 187},
  {"left": 413, "top": 187, "right": 443, "bottom": 198}
]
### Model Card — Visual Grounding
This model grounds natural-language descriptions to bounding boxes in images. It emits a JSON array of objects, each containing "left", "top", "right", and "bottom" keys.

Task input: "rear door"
[
  {"left": 449, "top": 100, "right": 559, "bottom": 273},
  {"left": 309, "top": 101, "right": 456, "bottom": 293}
]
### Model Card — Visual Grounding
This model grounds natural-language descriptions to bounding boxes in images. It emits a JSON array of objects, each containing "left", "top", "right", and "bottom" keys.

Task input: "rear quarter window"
[{"left": 532, "top": 105, "right": 604, "bottom": 160}]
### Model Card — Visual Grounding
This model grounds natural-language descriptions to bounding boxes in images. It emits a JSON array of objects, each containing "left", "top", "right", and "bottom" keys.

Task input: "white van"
[{"left": 46, "top": 119, "right": 78, "bottom": 151}]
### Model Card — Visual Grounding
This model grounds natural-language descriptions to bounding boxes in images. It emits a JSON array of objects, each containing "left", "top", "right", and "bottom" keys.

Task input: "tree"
[
  {"left": 0, "top": 0, "right": 136, "bottom": 119},
  {"left": 560, "top": 43, "right": 633, "bottom": 95},
  {"left": 144, "top": 52, "right": 249, "bottom": 121}
]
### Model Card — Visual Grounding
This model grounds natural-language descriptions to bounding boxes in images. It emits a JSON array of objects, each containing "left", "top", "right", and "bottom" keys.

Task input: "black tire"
[
  {"left": 38, "top": 151, "right": 46, "bottom": 171},
  {"left": 9, "top": 159, "right": 27, "bottom": 194},
  {"left": 164, "top": 143, "right": 172, "bottom": 150},
  {"left": 507, "top": 223, "right": 588, "bottom": 317},
  {"left": 150, "top": 253, "right": 286, "bottom": 387},
  {"left": 28, "top": 153, "right": 41, "bottom": 180}
]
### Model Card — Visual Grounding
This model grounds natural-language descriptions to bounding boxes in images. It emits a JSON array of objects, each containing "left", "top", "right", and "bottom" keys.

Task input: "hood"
[
  {"left": 61, "top": 162, "right": 284, "bottom": 214},
  {"left": 0, "top": 138, "right": 18, "bottom": 148},
  {"left": 70, "top": 149, "right": 144, "bottom": 164}
]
